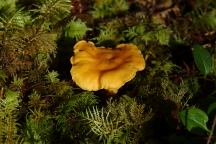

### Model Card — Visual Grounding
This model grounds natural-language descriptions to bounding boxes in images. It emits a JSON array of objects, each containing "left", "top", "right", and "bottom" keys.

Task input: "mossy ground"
[{"left": 0, "top": 0, "right": 216, "bottom": 143}]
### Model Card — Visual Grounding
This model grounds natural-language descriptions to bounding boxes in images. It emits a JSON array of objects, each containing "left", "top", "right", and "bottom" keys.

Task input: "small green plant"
[
  {"left": 193, "top": 44, "right": 213, "bottom": 76},
  {"left": 91, "top": 0, "right": 129, "bottom": 19},
  {"left": 83, "top": 95, "right": 153, "bottom": 143},
  {"left": 179, "top": 108, "right": 210, "bottom": 133},
  {"left": 189, "top": 0, "right": 216, "bottom": 31},
  {"left": 64, "top": 18, "right": 91, "bottom": 40},
  {"left": 0, "top": 89, "right": 20, "bottom": 144},
  {"left": 32, "top": 0, "right": 71, "bottom": 27},
  {"left": 94, "top": 26, "right": 119, "bottom": 44},
  {"left": 123, "top": 24, "right": 172, "bottom": 47},
  {"left": 179, "top": 106, "right": 216, "bottom": 144}
]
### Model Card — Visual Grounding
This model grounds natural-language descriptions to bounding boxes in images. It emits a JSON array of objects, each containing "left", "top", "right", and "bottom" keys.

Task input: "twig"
[{"left": 207, "top": 114, "right": 216, "bottom": 144}]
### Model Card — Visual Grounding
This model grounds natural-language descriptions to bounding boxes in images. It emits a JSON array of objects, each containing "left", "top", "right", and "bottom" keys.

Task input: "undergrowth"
[{"left": 0, "top": 0, "right": 216, "bottom": 143}]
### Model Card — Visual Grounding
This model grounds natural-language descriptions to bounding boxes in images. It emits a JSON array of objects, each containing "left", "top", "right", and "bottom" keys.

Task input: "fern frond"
[
  {"left": 32, "top": 0, "right": 71, "bottom": 25},
  {"left": 1, "top": 28, "right": 57, "bottom": 75},
  {"left": 0, "top": 8, "right": 31, "bottom": 31},
  {"left": 21, "top": 29, "right": 57, "bottom": 70},
  {"left": 63, "top": 92, "right": 98, "bottom": 112},
  {"left": 55, "top": 91, "right": 98, "bottom": 128},
  {"left": 84, "top": 107, "right": 121, "bottom": 141},
  {"left": 83, "top": 95, "right": 152, "bottom": 143}
]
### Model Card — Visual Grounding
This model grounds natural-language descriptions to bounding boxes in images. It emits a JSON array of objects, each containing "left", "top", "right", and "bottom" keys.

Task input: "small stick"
[{"left": 207, "top": 114, "right": 216, "bottom": 144}]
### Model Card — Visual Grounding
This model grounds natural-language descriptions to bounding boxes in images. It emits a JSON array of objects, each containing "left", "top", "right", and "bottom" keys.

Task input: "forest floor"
[{"left": 0, "top": 0, "right": 216, "bottom": 144}]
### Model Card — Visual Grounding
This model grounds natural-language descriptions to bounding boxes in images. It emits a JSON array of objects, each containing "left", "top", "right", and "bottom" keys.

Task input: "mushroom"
[{"left": 70, "top": 40, "right": 145, "bottom": 93}]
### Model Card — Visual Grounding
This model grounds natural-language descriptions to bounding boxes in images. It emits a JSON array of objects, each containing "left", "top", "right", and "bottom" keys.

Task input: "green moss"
[{"left": 0, "top": 0, "right": 216, "bottom": 143}]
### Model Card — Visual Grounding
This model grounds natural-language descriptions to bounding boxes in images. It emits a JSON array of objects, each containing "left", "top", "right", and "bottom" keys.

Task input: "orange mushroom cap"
[{"left": 70, "top": 40, "right": 145, "bottom": 93}]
